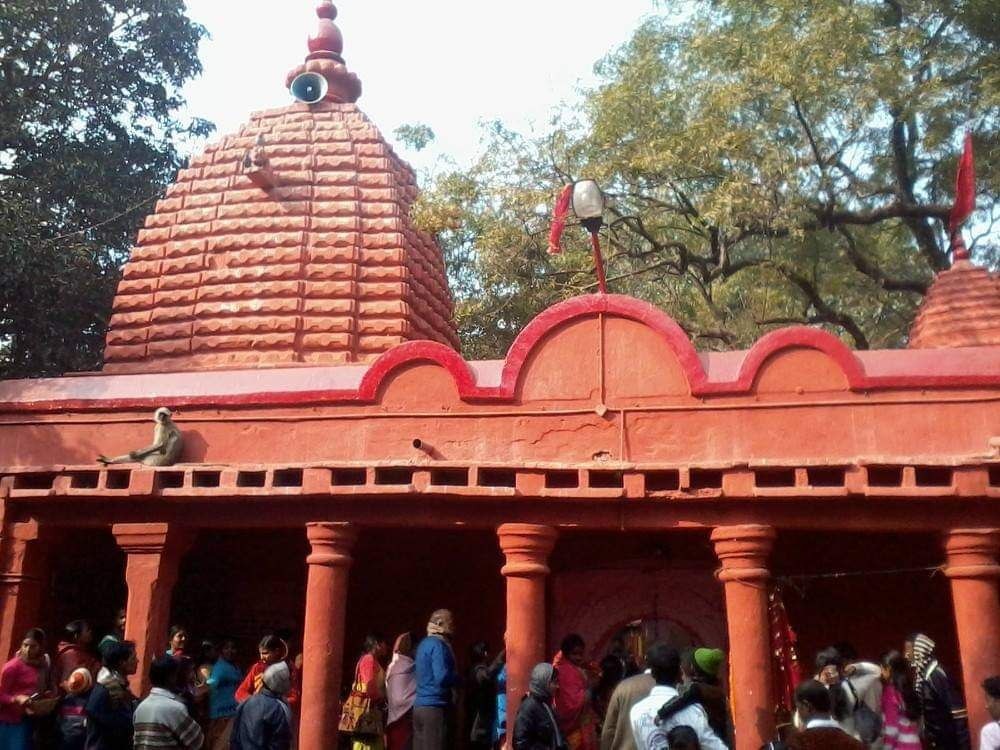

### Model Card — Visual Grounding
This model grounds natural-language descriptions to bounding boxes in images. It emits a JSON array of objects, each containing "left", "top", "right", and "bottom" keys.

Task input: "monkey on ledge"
[{"left": 97, "top": 407, "right": 183, "bottom": 466}]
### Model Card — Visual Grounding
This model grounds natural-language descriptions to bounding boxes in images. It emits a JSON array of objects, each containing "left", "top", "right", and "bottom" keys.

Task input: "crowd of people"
[
  {"left": 1, "top": 607, "right": 999, "bottom": 750},
  {"left": 0, "top": 614, "right": 296, "bottom": 750}
]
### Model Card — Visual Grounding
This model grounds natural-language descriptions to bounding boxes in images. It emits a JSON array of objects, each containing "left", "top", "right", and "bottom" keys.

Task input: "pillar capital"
[
  {"left": 112, "top": 523, "right": 192, "bottom": 556},
  {"left": 306, "top": 522, "right": 357, "bottom": 568},
  {"left": 944, "top": 528, "right": 1000, "bottom": 580},
  {"left": 711, "top": 524, "right": 776, "bottom": 583},
  {"left": 498, "top": 523, "right": 557, "bottom": 578}
]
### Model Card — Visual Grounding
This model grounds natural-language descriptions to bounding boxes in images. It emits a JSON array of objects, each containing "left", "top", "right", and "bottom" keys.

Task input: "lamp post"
[{"left": 571, "top": 180, "right": 609, "bottom": 294}]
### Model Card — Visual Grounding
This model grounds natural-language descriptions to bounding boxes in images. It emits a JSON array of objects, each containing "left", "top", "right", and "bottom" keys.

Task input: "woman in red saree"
[{"left": 552, "top": 634, "right": 599, "bottom": 750}]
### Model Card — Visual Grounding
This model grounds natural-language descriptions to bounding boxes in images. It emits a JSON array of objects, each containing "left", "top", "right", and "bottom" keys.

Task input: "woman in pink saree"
[{"left": 552, "top": 634, "right": 598, "bottom": 750}]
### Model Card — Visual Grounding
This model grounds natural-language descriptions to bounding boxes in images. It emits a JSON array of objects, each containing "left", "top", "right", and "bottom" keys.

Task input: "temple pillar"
[
  {"left": 711, "top": 525, "right": 776, "bottom": 750},
  {"left": 0, "top": 517, "right": 50, "bottom": 661},
  {"left": 299, "top": 522, "right": 357, "bottom": 750},
  {"left": 498, "top": 523, "right": 557, "bottom": 738},
  {"left": 944, "top": 528, "right": 1000, "bottom": 742},
  {"left": 112, "top": 523, "right": 192, "bottom": 695}
]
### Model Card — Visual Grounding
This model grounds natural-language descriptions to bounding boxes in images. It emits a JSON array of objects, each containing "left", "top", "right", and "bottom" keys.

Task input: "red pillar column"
[
  {"left": 711, "top": 524, "right": 776, "bottom": 750},
  {"left": 299, "top": 522, "right": 357, "bottom": 750},
  {"left": 112, "top": 523, "right": 192, "bottom": 695},
  {"left": 498, "top": 523, "right": 557, "bottom": 739},
  {"left": 944, "top": 528, "right": 1000, "bottom": 744},
  {"left": 0, "top": 518, "right": 50, "bottom": 661}
]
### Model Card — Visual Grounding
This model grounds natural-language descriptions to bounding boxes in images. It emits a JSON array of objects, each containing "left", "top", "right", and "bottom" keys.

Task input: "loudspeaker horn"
[{"left": 290, "top": 72, "right": 328, "bottom": 104}]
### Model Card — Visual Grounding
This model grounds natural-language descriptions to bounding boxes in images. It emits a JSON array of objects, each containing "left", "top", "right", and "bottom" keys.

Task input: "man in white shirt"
[
  {"left": 629, "top": 643, "right": 728, "bottom": 750},
  {"left": 981, "top": 676, "right": 1000, "bottom": 750}
]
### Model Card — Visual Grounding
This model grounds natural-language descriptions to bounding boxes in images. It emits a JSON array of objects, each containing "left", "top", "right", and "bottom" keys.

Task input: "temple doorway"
[{"left": 548, "top": 529, "right": 727, "bottom": 661}]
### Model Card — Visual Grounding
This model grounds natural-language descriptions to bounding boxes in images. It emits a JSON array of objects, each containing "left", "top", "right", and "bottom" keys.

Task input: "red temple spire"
[{"left": 307, "top": 1, "right": 344, "bottom": 61}]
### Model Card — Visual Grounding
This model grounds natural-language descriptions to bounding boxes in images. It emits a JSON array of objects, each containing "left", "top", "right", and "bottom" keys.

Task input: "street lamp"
[{"left": 571, "top": 180, "right": 609, "bottom": 294}]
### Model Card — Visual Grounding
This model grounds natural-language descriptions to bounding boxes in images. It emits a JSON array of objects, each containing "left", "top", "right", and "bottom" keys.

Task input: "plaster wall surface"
[{"left": 1, "top": 301, "right": 998, "bottom": 472}]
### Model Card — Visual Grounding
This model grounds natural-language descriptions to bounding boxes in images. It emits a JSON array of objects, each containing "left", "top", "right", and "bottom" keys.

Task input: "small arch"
[
  {"left": 357, "top": 341, "right": 477, "bottom": 402},
  {"left": 729, "top": 327, "right": 866, "bottom": 393}
]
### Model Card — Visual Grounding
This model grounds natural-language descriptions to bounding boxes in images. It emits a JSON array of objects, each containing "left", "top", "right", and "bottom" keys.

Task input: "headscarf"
[
  {"left": 528, "top": 663, "right": 566, "bottom": 749},
  {"left": 911, "top": 633, "right": 938, "bottom": 688},
  {"left": 263, "top": 662, "right": 291, "bottom": 696},
  {"left": 427, "top": 609, "right": 454, "bottom": 638},
  {"left": 387, "top": 632, "right": 417, "bottom": 725},
  {"left": 552, "top": 650, "right": 588, "bottom": 728},
  {"left": 529, "top": 662, "right": 556, "bottom": 701},
  {"left": 394, "top": 633, "right": 413, "bottom": 657}
]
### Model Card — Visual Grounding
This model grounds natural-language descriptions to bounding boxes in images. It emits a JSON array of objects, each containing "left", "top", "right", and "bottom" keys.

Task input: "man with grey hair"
[
  {"left": 414, "top": 609, "right": 459, "bottom": 750},
  {"left": 230, "top": 662, "right": 292, "bottom": 750}
]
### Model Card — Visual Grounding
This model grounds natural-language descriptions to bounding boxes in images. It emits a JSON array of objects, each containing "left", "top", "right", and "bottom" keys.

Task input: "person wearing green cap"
[
  {"left": 692, "top": 650, "right": 724, "bottom": 682},
  {"left": 630, "top": 644, "right": 727, "bottom": 750},
  {"left": 655, "top": 648, "right": 733, "bottom": 747}
]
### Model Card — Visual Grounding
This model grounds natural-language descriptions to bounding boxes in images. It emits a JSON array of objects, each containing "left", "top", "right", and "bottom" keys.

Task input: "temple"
[{"left": 1, "top": 4, "right": 999, "bottom": 750}]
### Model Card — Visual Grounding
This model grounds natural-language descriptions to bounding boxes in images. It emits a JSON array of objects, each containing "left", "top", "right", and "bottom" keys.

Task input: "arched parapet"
[
  {"left": 357, "top": 340, "right": 477, "bottom": 403},
  {"left": 700, "top": 326, "right": 867, "bottom": 396},
  {"left": 3, "top": 295, "right": 1000, "bottom": 414},
  {"left": 495, "top": 294, "right": 708, "bottom": 400}
]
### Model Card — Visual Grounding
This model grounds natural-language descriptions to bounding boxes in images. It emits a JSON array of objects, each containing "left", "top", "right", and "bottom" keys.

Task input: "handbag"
[
  {"left": 338, "top": 668, "right": 385, "bottom": 736},
  {"left": 846, "top": 678, "right": 882, "bottom": 744},
  {"left": 24, "top": 694, "right": 59, "bottom": 717}
]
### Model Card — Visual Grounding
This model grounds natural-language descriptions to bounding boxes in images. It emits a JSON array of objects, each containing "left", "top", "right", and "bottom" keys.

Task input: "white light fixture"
[
  {"left": 571, "top": 180, "right": 607, "bottom": 230},
  {"left": 571, "top": 179, "right": 609, "bottom": 293}
]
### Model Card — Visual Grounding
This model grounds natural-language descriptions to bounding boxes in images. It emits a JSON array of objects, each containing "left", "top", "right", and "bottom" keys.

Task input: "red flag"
[
  {"left": 547, "top": 184, "right": 573, "bottom": 255},
  {"left": 949, "top": 132, "right": 975, "bottom": 237}
]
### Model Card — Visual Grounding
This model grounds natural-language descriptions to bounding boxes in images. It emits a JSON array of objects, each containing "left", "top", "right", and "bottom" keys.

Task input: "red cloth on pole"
[
  {"left": 949, "top": 132, "right": 976, "bottom": 235},
  {"left": 547, "top": 184, "right": 574, "bottom": 255},
  {"left": 769, "top": 585, "right": 802, "bottom": 718}
]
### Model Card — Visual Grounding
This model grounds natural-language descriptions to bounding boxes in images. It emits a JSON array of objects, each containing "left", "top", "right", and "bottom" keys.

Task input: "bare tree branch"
[
  {"left": 836, "top": 227, "right": 930, "bottom": 294},
  {"left": 772, "top": 263, "right": 871, "bottom": 349}
]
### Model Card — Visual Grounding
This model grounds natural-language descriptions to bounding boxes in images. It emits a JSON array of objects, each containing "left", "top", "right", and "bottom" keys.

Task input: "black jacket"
[
  {"left": 230, "top": 690, "right": 292, "bottom": 750},
  {"left": 513, "top": 694, "right": 567, "bottom": 750},
  {"left": 84, "top": 682, "right": 135, "bottom": 750},
  {"left": 918, "top": 667, "right": 970, "bottom": 750}
]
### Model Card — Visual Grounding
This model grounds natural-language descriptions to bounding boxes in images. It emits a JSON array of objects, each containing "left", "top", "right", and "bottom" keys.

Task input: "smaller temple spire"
[{"left": 307, "top": 1, "right": 344, "bottom": 62}]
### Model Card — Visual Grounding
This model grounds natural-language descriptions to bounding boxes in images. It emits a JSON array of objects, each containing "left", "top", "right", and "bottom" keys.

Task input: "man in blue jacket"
[
  {"left": 414, "top": 609, "right": 459, "bottom": 750},
  {"left": 230, "top": 662, "right": 292, "bottom": 750}
]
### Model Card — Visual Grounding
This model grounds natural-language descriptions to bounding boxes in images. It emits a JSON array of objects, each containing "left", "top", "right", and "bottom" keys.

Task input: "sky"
[{"left": 181, "top": 0, "right": 658, "bottom": 174}]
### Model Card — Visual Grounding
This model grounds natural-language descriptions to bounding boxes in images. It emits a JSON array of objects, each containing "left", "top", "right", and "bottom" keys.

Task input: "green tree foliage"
[
  {"left": 416, "top": 0, "right": 998, "bottom": 358},
  {"left": 0, "top": 0, "right": 211, "bottom": 378},
  {"left": 394, "top": 123, "right": 436, "bottom": 152}
]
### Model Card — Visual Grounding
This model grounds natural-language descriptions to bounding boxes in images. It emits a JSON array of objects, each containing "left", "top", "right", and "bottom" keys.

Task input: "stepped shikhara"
[
  {"left": 104, "top": 1, "right": 457, "bottom": 373},
  {"left": 909, "top": 257, "right": 1000, "bottom": 348}
]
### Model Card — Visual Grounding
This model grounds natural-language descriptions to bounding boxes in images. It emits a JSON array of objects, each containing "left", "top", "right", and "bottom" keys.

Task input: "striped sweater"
[{"left": 133, "top": 688, "right": 204, "bottom": 750}]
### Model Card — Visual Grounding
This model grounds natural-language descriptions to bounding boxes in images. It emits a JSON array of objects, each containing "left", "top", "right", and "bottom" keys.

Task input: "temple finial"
[
  {"left": 286, "top": 0, "right": 361, "bottom": 103},
  {"left": 308, "top": 1, "right": 344, "bottom": 62}
]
